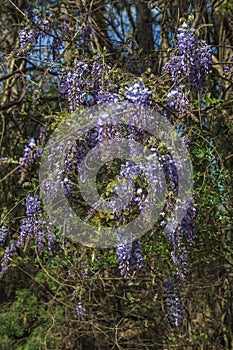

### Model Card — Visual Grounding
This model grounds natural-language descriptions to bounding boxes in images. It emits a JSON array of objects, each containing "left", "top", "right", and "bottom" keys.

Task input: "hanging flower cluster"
[
  {"left": 115, "top": 229, "right": 144, "bottom": 278},
  {"left": 162, "top": 201, "right": 196, "bottom": 324},
  {"left": 123, "top": 80, "right": 152, "bottom": 105},
  {"left": 167, "top": 84, "right": 190, "bottom": 115},
  {"left": 19, "top": 137, "right": 43, "bottom": 177},
  {"left": 164, "top": 278, "right": 184, "bottom": 327},
  {"left": 75, "top": 301, "right": 86, "bottom": 320},
  {"left": 0, "top": 226, "right": 8, "bottom": 245},
  {"left": 0, "top": 195, "right": 61, "bottom": 278},
  {"left": 18, "top": 26, "right": 39, "bottom": 54},
  {"left": 59, "top": 57, "right": 114, "bottom": 111},
  {"left": 165, "top": 22, "right": 212, "bottom": 92},
  {"left": 17, "top": 7, "right": 62, "bottom": 59}
]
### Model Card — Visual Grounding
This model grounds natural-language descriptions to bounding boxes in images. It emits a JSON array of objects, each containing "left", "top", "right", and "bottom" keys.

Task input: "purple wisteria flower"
[
  {"left": 17, "top": 218, "right": 34, "bottom": 247},
  {"left": 164, "top": 22, "right": 212, "bottom": 91},
  {"left": 34, "top": 147, "right": 43, "bottom": 160},
  {"left": 96, "top": 90, "right": 120, "bottom": 105},
  {"left": 167, "top": 84, "right": 190, "bottom": 114},
  {"left": 223, "top": 56, "right": 233, "bottom": 75},
  {"left": 180, "top": 203, "right": 196, "bottom": 244},
  {"left": 164, "top": 278, "right": 184, "bottom": 327},
  {"left": 116, "top": 229, "right": 144, "bottom": 278},
  {"left": 59, "top": 57, "right": 115, "bottom": 110},
  {"left": 38, "top": 219, "right": 60, "bottom": 255},
  {"left": 123, "top": 80, "right": 152, "bottom": 105},
  {"left": 0, "top": 241, "right": 17, "bottom": 278},
  {"left": 40, "top": 18, "right": 50, "bottom": 35},
  {"left": 119, "top": 161, "right": 142, "bottom": 179},
  {"left": 222, "top": 56, "right": 233, "bottom": 89},
  {"left": 18, "top": 26, "right": 39, "bottom": 54},
  {"left": 59, "top": 62, "right": 154, "bottom": 110},
  {"left": 114, "top": 161, "right": 146, "bottom": 215},
  {"left": 17, "top": 195, "right": 40, "bottom": 247},
  {"left": 17, "top": 196, "right": 61, "bottom": 253},
  {"left": 181, "top": 136, "right": 190, "bottom": 149},
  {"left": 63, "top": 177, "right": 74, "bottom": 198},
  {"left": 162, "top": 202, "right": 196, "bottom": 285},
  {"left": 0, "top": 157, "right": 8, "bottom": 162},
  {"left": 36, "top": 229, "right": 45, "bottom": 253},
  {"left": 160, "top": 154, "right": 179, "bottom": 197},
  {"left": 59, "top": 62, "right": 89, "bottom": 111},
  {"left": 76, "top": 302, "right": 86, "bottom": 319},
  {"left": 0, "top": 226, "right": 8, "bottom": 244},
  {"left": 20, "top": 137, "right": 36, "bottom": 172},
  {"left": 19, "top": 137, "right": 43, "bottom": 173},
  {"left": 26, "top": 194, "right": 40, "bottom": 218},
  {"left": 158, "top": 152, "right": 196, "bottom": 285}
]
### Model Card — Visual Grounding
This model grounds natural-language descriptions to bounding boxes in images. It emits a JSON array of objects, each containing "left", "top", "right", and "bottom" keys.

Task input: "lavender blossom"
[
  {"left": 123, "top": 80, "right": 152, "bottom": 105},
  {"left": 18, "top": 206, "right": 59, "bottom": 255},
  {"left": 116, "top": 230, "right": 144, "bottom": 278},
  {"left": 17, "top": 195, "right": 40, "bottom": 247},
  {"left": 26, "top": 194, "right": 40, "bottom": 218},
  {"left": 46, "top": 233, "right": 54, "bottom": 254},
  {"left": 59, "top": 62, "right": 89, "bottom": 111},
  {"left": 223, "top": 56, "right": 233, "bottom": 75},
  {"left": 76, "top": 302, "right": 86, "bottom": 319},
  {"left": 164, "top": 278, "right": 184, "bottom": 327},
  {"left": 159, "top": 151, "right": 194, "bottom": 284},
  {"left": 40, "top": 18, "right": 50, "bottom": 35},
  {"left": 19, "top": 137, "right": 43, "bottom": 173},
  {"left": 164, "top": 22, "right": 212, "bottom": 91},
  {"left": 0, "top": 242, "right": 16, "bottom": 278},
  {"left": 80, "top": 23, "right": 93, "bottom": 49},
  {"left": 38, "top": 220, "right": 60, "bottom": 255},
  {"left": 59, "top": 57, "right": 116, "bottom": 109},
  {"left": 181, "top": 136, "right": 190, "bottom": 149},
  {"left": 63, "top": 177, "right": 74, "bottom": 198},
  {"left": 171, "top": 245, "right": 187, "bottom": 283},
  {"left": 17, "top": 218, "right": 34, "bottom": 247},
  {"left": 0, "top": 157, "right": 8, "bottom": 162},
  {"left": 96, "top": 91, "right": 120, "bottom": 105},
  {"left": 0, "top": 195, "right": 62, "bottom": 279},
  {"left": 115, "top": 161, "right": 145, "bottom": 214},
  {"left": 120, "top": 161, "right": 143, "bottom": 179},
  {"left": 18, "top": 26, "right": 39, "bottom": 54},
  {"left": 180, "top": 203, "right": 196, "bottom": 244},
  {"left": 20, "top": 137, "right": 36, "bottom": 172},
  {"left": 163, "top": 204, "right": 196, "bottom": 283},
  {"left": 0, "top": 226, "right": 8, "bottom": 244},
  {"left": 36, "top": 229, "right": 45, "bottom": 253},
  {"left": 89, "top": 59, "right": 112, "bottom": 103},
  {"left": 160, "top": 154, "right": 179, "bottom": 197},
  {"left": 34, "top": 147, "right": 43, "bottom": 160},
  {"left": 167, "top": 84, "right": 190, "bottom": 114}
]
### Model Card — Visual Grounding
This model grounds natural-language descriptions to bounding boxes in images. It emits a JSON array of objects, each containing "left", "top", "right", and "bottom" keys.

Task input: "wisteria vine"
[{"left": 0, "top": 17, "right": 212, "bottom": 328}]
